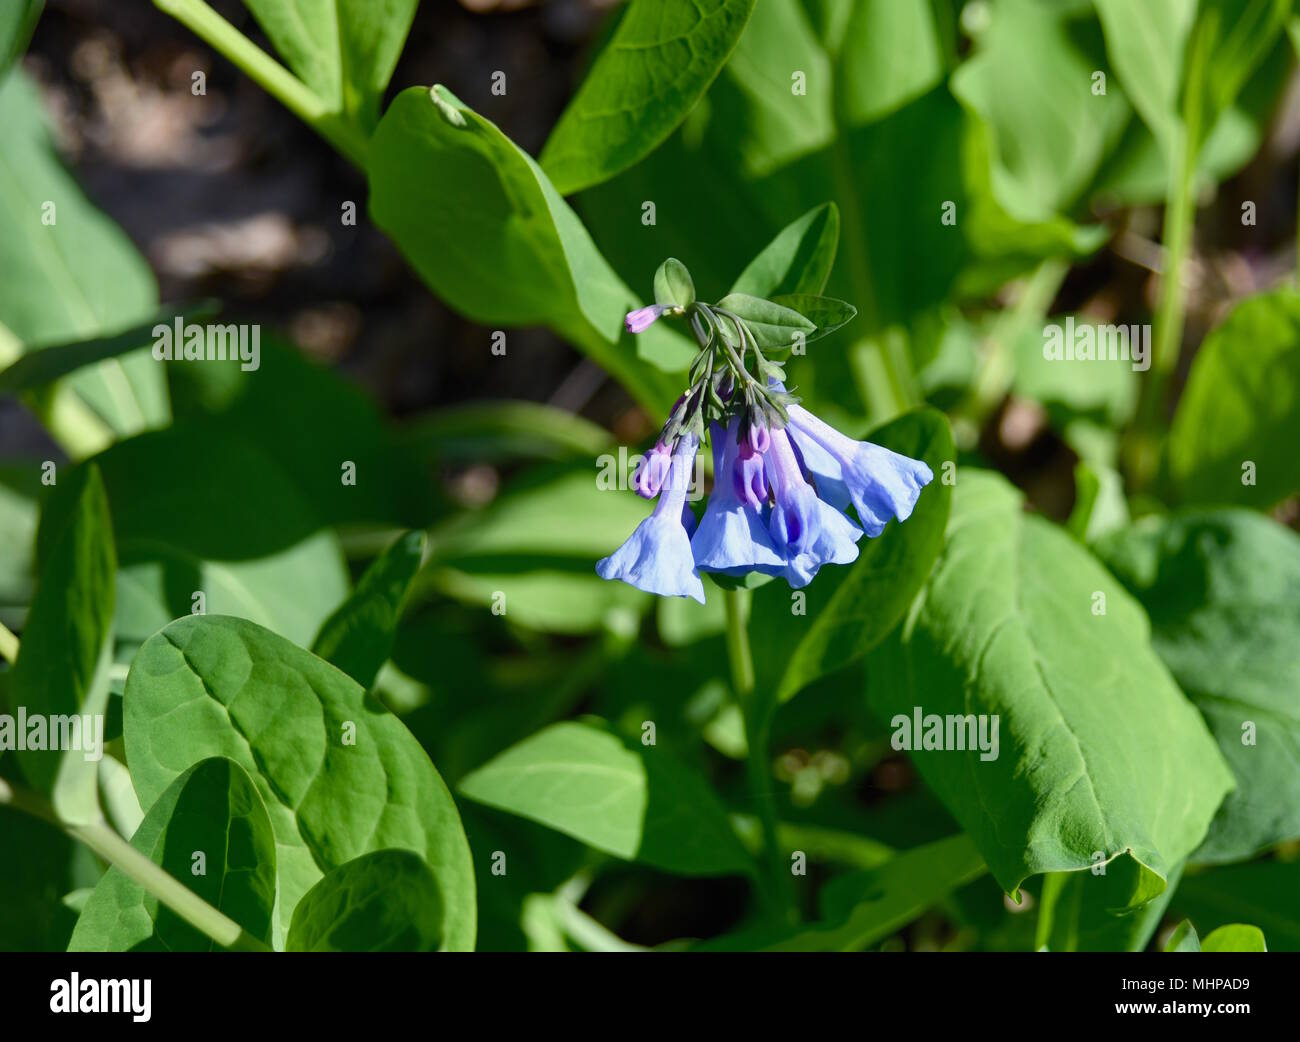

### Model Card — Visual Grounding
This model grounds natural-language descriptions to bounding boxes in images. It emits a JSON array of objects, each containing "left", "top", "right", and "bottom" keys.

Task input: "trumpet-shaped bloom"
[
  {"left": 765, "top": 429, "right": 862, "bottom": 588},
  {"left": 596, "top": 433, "right": 705, "bottom": 603},
  {"left": 632, "top": 440, "right": 673, "bottom": 499},
  {"left": 692, "top": 421, "right": 784, "bottom": 577},
  {"left": 786, "top": 405, "right": 933, "bottom": 537},
  {"left": 624, "top": 304, "right": 665, "bottom": 334}
]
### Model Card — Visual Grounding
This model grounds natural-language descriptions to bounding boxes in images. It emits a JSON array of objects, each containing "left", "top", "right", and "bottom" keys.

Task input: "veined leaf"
[
  {"left": 729, "top": 203, "right": 840, "bottom": 299},
  {"left": 286, "top": 849, "right": 443, "bottom": 952},
  {"left": 368, "top": 86, "right": 690, "bottom": 403},
  {"left": 865, "top": 470, "right": 1234, "bottom": 899},
  {"left": 68, "top": 757, "right": 277, "bottom": 952},
  {"left": 313, "top": 530, "right": 425, "bottom": 689},
  {"left": 539, "top": 0, "right": 757, "bottom": 194},
  {"left": 770, "top": 294, "right": 857, "bottom": 345},
  {"left": 714, "top": 292, "right": 815, "bottom": 350},
  {"left": 458, "top": 720, "right": 755, "bottom": 878},
  {"left": 123, "top": 615, "right": 477, "bottom": 949},
  {"left": 1097, "top": 509, "right": 1300, "bottom": 862}
]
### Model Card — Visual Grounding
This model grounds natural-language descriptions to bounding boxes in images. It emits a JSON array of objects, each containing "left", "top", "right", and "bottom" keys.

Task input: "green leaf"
[
  {"left": 1201, "top": 923, "right": 1267, "bottom": 952},
  {"left": 1173, "top": 859, "right": 1300, "bottom": 949},
  {"left": 835, "top": 0, "right": 948, "bottom": 127},
  {"left": 167, "top": 332, "right": 434, "bottom": 528},
  {"left": 41, "top": 430, "right": 349, "bottom": 649},
  {"left": 10, "top": 465, "right": 114, "bottom": 824},
  {"left": 240, "top": 0, "right": 417, "bottom": 131},
  {"left": 68, "top": 757, "right": 277, "bottom": 952},
  {"left": 0, "top": 305, "right": 213, "bottom": 396},
  {"left": 1165, "top": 919, "right": 1202, "bottom": 951},
  {"left": 951, "top": 0, "right": 1130, "bottom": 223},
  {"left": 368, "top": 86, "right": 689, "bottom": 403},
  {"left": 653, "top": 258, "right": 695, "bottom": 309},
  {"left": 313, "top": 530, "right": 425, "bottom": 689},
  {"left": 729, "top": 203, "right": 839, "bottom": 298},
  {"left": 1096, "top": 509, "right": 1300, "bottom": 862},
  {"left": 539, "top": 0, "right": 757, "bottom": 194},
  {"left": 714, "top": 292, "right": 815, "bottom": 351},
  {"left": 1169, "top": 289, "right": 1300, "bottom": 508},
  {"left": 749, "top": 408, "right": 953, "bottom": 703},
  {"left": 415, "top": 464, "right": 656, "bottom": 634},
  {"left": 866, "top": 470, "right": 1234, "bottom": 899},
  {"left": 769, "top": 294, "right": 857, "bottom": 345},
  {"left": 1093, "top": 0, "right": 1194, "bottom": 158},
  {"left": 0, "top": 0, "right": 41, "bottom": 79},
  {"left": 458, "top": 720, "right": 755, "bottom": 878},
  {"left": 123, "top": 614, "right": 476, "bottom": 949},
  {"left": 0, "top": 71, "right": 166, "bottom": 453},
  {"left": 286, "top": 849, "right": 443, "bottom": 952},
  {"left": 698, "top": 834, "right": 985, "bottom": 951},
  {"left": 396, "top": 400, "right": 614, "bottom": 464}
]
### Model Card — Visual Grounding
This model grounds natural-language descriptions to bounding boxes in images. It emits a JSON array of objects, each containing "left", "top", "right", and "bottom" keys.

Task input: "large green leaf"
[
  {"left": 835, "top": 0, "right": 949, "bottom": 127},
  {"left": 68, "top": 757, "right": 277, "bottom": 952},
  {"left": 540, "top": 0, "right": 756, "bottom": 194},
  {"left": 123, "top": 614, "right": 476, "bottom": 949},
  {"left": 238, "top": 0, "right": 417, "bottom": 131},
  {"left": 749, "top": 408, "right": 953, "bottom": 702},
  {"left": 367, "top": 86, "right": 688, "bottom": 409},
  {"left": 865, "top": 470, "right": 1234, "bottom": 899},
  {"left": 1096, "top": 509, "right": 1300, "bottom": 863},
  {"left": 286, "top": 849, "right": 443, "bottom": 952},
  {"left": 312, "top": 530, "right": 425, "bottom": 689},
  {"left": 951, "top": 0, "right": 1130, "bottom": 223},
  {"left": 9, "top": 465, "right": 114, "bottom": 825},
  {"left": 167, "top": 333, "right": 434, "bottom": 528},
  {"left": 40, "top": 430, "right": 349, "bottom": 649},
  {"left": 458, "top": 720, "right": 755, "bottom": 878},
  {"left": 1169, "top": 289, "right": 1300, "bottom": 508},
  {"left": 0, "top": 71, "right": 166, "bottom": 452},
  {"left": 414, "top": 463, "right": 655, "bottom": 634}
]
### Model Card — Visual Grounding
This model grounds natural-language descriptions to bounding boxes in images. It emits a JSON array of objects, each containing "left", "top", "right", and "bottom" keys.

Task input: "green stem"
[
  {"left": 0, "top": 619, "right": 17, "bottom": 664},
  {"left": 722, "top": 586, "right": 794, "bottom": 921},
  {"left": 0, "top": 777, "right": 269, "bottom": 952},
  {"left": 1128, "top": 17, "right": 1211, "bottom": 491},
  {"left": 152, "top": 0, "right": 369, "bottom": 169}
]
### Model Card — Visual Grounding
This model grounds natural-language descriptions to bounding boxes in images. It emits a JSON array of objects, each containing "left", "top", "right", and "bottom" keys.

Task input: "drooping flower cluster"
[{"left": 596, "top": 262, "right": 933, "bottom": 604}]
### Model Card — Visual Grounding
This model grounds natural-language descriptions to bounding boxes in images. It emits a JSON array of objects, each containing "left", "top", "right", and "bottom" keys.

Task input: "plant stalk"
[
  {"left": 722, "top": 586, "right": 795, "bottom": 922},
  {"left": 0, "top": 777, "right": 269, "bottom": 951},
  {"left": 152, "top": 0, "right": 369, "bottom": 168}
]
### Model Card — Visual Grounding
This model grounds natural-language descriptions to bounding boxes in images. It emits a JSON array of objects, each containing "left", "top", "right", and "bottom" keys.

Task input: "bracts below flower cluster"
[{"left": 598, "top": 274, "right": 933, "bottom": 604}]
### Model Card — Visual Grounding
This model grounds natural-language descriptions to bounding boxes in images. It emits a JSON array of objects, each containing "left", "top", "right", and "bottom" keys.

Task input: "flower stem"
[
  {"left": 722, "top": 586, "right": 795, "bottom": 921},
  {"left": 0, "top": 777, "right": 270, "bottom": 951},
  {"left": 0, "top": 620, "right": 18, "bottom": 665},
  {"left": 1127, "top": 16, "right": 1211, "bottom": 492},
  {"left": 152, "top": 0, "right": 369, "bottom": 169}
]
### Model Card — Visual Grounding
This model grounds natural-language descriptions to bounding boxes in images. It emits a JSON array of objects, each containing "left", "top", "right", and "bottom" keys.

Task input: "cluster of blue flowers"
[{"left": 597, "top": 300, "right": 933, "bottom": 604}]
